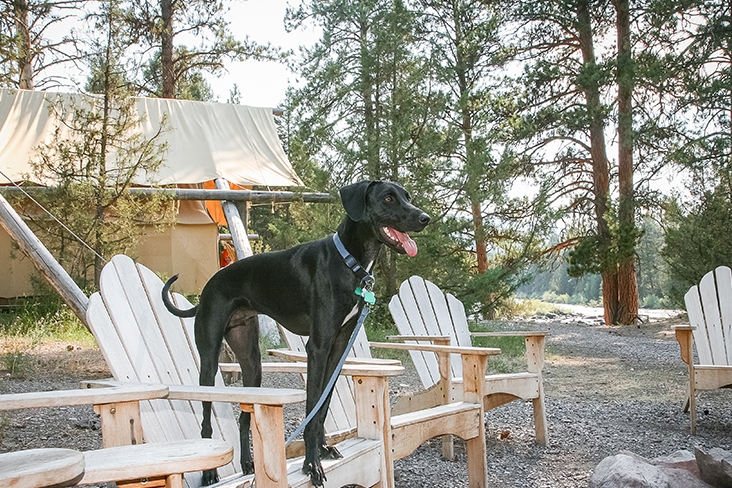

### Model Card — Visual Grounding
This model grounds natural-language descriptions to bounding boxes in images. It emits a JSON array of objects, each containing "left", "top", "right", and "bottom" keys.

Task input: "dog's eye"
[{"left": 385, "top": 195, "right": 394, "bottom": 203}]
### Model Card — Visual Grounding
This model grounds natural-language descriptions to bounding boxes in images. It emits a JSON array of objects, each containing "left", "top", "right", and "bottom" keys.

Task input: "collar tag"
[{"left": 355, "top": 287, "right": 376, "bottom": 305}]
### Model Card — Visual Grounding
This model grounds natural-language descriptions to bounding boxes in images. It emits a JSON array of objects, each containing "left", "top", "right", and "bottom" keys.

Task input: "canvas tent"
[{"left": 0, "top": 88, "right": 304, "bottom": 298}]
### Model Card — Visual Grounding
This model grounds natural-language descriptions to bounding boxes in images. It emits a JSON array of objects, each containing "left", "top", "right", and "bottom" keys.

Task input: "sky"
[{"left": 205, "top": 0, "right": 320, "bottom": 108}]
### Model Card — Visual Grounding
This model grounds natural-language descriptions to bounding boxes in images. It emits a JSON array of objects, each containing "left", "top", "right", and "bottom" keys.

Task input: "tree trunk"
[
  {"left": 452, "top": 3, "right": 488, "bottom": 274},
  {"left": 471, "top": 199, "right": 488, "bottom": 273},
  {"left": 577, "top": 0, "right": 616, "bottom": 324},
  {"left": 360, "top": 17, "right": 380, "bottom": 178},
  {"left": 160, "top": 0, "right": 175, "bottom": 98},
  {"left": 615, "top": 0, "right": 639, "bottom": 324},
  {"left": 14, "top": 0, "right": 34, "bottom": 90},
  {"left": 602, "top": 270, "right": 619, "bottom": 325}
]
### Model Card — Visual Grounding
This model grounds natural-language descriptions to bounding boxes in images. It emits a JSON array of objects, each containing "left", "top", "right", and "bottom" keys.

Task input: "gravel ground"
[{"left": 1, "top": 312, "right": 731, "bottom": 488}]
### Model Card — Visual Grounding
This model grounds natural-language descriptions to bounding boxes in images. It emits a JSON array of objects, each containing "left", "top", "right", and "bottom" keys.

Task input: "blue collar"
[{"left": 332, "top": 232, "right": 375, "bottom": 287}]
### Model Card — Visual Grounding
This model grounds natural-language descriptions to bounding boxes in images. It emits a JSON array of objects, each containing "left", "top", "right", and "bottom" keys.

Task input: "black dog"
[{"left": 162, "top": 180, "right": 429, "bottom": 486}]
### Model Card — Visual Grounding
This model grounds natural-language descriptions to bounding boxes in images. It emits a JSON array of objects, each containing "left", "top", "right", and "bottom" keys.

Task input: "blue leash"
[
  {"left": 284, "top": 232, "right": 375, "bottom": 447},
  {"left": 284, "top": 303, "right": 371, "bottom": 446}
]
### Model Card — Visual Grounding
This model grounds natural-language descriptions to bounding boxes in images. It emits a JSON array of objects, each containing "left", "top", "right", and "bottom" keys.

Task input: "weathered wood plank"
[
  {"left": 80, "top": 439, "right": 233, "bottom": 485},
  {"left": 0, "top": 193, "right": 88, "bottom": 325},
  {"left": 0, "top": 448, "right": 84, "bottom": 488}
]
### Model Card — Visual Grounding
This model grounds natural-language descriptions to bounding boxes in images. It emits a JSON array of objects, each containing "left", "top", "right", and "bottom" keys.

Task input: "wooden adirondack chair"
[
  {"left": 278, "top": 326, "right": 498, "bottom": 488},
  {"left": 85, "top": 254, "right": 391, "bottom": 488},
  {"left": 0, "top": 384, "right": 236, "bottom": 488},
  {"left": 388, "top": 276, "right": 548, "bottom": 445},
  {"left": 674, "top": 265, "right": 732, "bottom": 434}
]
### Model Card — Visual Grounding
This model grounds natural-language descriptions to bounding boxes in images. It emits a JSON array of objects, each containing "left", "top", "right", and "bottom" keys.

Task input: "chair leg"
[
  {"left": 166, "top": 473, "right": 184, "bottom": 488},
  {"left": 689, "top": 386, "right": 697, "bottom": 435},
  {"left": 532, "top": 395, "right": 548, "bottom": 446},
  {"left": 687, "top": 364, "right": 697, "bottom": 435},
  {"left": 466, "top": 434, "right": 487, "bottom": 488},
  {"left": 441, "top": 434, "right": 454, "bottom": 460}
]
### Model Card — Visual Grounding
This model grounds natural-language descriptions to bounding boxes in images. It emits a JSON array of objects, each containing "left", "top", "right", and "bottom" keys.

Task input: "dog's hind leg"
[
  {"left": 224, "top": 312, "right": 262, "bottom": 475},
  {"left": 194, "top": 302, "right": 230, "bottom": 485}
]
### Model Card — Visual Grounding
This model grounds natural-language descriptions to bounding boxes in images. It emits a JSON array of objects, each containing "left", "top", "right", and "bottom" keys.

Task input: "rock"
[
  {"left": 695, "top": 447, "right": 732, "bottom": 488},
  {"left": 591, "top": 452, "right": 713, "bottom": 488},
  {"left": 590, "top": 453, "right": 671, "bottom": 488},
  {"left": 651, "top": 450, "right": 700, "bottom": 477}
]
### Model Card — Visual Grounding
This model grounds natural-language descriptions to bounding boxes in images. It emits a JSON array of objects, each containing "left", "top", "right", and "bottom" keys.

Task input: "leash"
[{"left": 284, "top": 232, "right": 375, "bottom": 447}]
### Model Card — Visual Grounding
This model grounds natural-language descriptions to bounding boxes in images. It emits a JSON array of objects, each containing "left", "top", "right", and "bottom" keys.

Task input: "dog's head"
[{"left": 340, "top": 180, "right": 430, "bottom": 256}]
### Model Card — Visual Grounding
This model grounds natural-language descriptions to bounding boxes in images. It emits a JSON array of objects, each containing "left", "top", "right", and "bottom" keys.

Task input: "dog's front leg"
[
  {"left": 302, "top": 338, "right": 339, "bottom": 487},
  {"left": 302, "top": 315, "right": 360, "bottom": 487}
]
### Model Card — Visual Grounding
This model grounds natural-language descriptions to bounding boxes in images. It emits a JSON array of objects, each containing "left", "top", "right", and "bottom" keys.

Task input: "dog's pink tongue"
[{"left": 391, "top": 229, "right": 418, "bottom": 257}]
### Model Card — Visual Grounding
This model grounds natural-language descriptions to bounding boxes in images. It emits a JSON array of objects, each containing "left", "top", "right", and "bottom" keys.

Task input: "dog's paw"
[
  {"left": 201, "top": 468, "right": 220, "bottom": 486},
  {"left": 319, "top": 444, "right": 343, "bottom": 460},
  {"left": 241, "top": 460, "right": 255, "bottom": 475},
  {"left": 302, "top": 460, "right": 327, "bottom": 487}
]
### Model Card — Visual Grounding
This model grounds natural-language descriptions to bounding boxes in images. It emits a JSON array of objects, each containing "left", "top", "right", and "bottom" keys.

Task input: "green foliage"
[
  {"left": 567, "top": 203, "right": 644, "bottom": 280},
  {"left": 0, "top": 293, "right": 93, "bottom": 378},
  {"left": 0, "top": 295, "right": 88, "bottom": 340},
  {"left": 139, "top": 48, "right": 215, "bottom": 101},
  {"left": 123, "top": 0, "right": 284, "bottom": 98},
  {"left": 662, "top": 180, "right": 732, "bottom": 307},
  {"left": 21, "top": 0, "right": 176, "bottom": 288},
  {"left": 0, "top": 0, "right": 83, "bottom": 90},
  {"left": 469, "top": 321, "right": 526, "bottom": 374}
]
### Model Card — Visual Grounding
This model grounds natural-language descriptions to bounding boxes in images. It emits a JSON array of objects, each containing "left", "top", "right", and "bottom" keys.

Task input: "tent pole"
[
  {"left": 214, "top": 178, "right": 253, "bottom": 259},
  {"left": 0, "top": 193, "right": 89, "bottom": 329}
]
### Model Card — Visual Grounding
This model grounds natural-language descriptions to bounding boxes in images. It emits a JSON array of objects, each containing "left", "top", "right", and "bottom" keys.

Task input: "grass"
[
  {"left": 0, "top": 296, "right": 97, "bottom": 378},
  {"left": 503, "top": 298, "right": 570, "bottom": 318},
  {"left": 0, "top": 294, "right": 554, "bottom": 379}
]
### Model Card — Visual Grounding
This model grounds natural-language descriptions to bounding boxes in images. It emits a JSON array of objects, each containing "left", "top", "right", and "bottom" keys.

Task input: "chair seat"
[
  {"left": 79, "top": 439, "right": 234, "bottom": 485},
  {"left": 0, "top": 448, "right": 84, "bottom": 488}
]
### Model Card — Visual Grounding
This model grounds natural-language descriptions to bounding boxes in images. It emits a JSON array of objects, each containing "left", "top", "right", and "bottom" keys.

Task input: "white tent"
[
  {"left": 0, "top": 88, "right": 303, "bottom": 187},
  {"left": 0, "top": 89, "right": 305, "bottom": 297}
]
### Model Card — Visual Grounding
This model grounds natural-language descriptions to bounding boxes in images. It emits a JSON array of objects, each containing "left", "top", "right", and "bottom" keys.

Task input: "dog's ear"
[{"left": 339, "top": 181, "right": 375, "bottom": 222}]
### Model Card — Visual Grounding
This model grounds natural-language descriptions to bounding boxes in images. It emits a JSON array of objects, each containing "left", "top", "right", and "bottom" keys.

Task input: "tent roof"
[{"left": 0, "top": 88, "right": 303, "bottom": 188}]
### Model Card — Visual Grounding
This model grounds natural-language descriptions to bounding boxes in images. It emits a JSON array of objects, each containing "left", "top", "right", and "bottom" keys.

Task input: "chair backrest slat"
[
  {"left": 389, "top": 279, "right": 441, "bottom": 388},
  {"left": 685, "top": 265, "right": 732, "bottom": 366},
  {"left": 279, "top": 327, "right": 361, "bottom": 433},
  {"left": 714, "top": 266, "right": 732, "bottom": 365},
  {"left": 87, "top": 255, "right": 241, "bottom": 483},
  {"left": 700, "top": 270, "right": 727, "bottom": 364},
  {"left": 390, "top": 276, "right": 479, "bottom": 386}
]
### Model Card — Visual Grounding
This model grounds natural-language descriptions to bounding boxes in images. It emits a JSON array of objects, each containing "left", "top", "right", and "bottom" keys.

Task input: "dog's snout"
[{"left": 419, "top": 213, "right": 430, "bottom": 226}]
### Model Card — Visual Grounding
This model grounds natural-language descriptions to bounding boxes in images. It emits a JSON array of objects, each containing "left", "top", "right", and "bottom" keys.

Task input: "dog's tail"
[{"left": 161, "top": 275, "right": 198, "bottom": 318}]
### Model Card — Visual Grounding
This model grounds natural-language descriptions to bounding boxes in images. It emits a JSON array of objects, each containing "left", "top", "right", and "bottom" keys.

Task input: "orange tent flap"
[{"left": 202, "top": 180, "right": 252, "bottom": 226}]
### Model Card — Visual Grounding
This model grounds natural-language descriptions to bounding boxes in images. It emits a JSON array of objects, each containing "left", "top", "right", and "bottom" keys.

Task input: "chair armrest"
[
  {"left": 267, "top": 348, "right": 308, "bottom": 362},
  {"left": 671, "top": 325, "right": 696, "bottom": 331},
  {"left": 260, "top": 361, "right": 404, "bottom": 378},
  {"left": 80, "top": 379, "right": 307, "bottom": 406},
  {"left": 370, "top": 341, "right": 500, "bottom": 356},
  {"left": 673, "top": 325, "right": 695, "bottom": 365},
  {"left": 0, "top": 384, "right": 169, "bottom": 410},
  {"left": 385, "top": 335, "right": 451, "bottom": 344},
  {"left": 470, "top": 331, "right": 548, "bottom": 338},
  {"left": 167, "top": 385, "right": 306, "bottom": 405},
  {"left": 266, "top": 348, "right": 401, "bottom": 366}
]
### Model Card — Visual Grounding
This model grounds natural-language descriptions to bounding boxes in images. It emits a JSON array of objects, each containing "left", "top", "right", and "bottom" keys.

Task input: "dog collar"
[{"left": 332, "top": 232, "right": 376, "bottom": 303}]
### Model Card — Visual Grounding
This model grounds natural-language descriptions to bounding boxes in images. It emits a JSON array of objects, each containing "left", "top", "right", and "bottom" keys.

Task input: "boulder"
[
  {"left": 652, "top": 450, "right": 701, "bottom": 478},
  {"left": 695, "top": 447, "right": 732, "bottom": 488},
  {"left": 591, "top": 451, "right": 713, "bottom": 488},
  {"left": 590, "top": 453, "right": 671, "bottom": 488}
]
